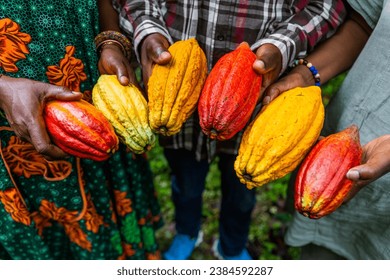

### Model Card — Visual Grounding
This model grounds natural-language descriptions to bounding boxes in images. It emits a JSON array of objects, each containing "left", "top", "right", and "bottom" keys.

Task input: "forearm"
[
  {"left": 254, "top": 0, "right": 347, "bottom": 74},
  {"left": 98, "top": 0, "right": 121, "bottom": 31},
  {"left": 114, "top": 0, "right": 172, "bottom": 62},
  {"left": 302, "top": 10, "right": 371, "bottom": 84}
]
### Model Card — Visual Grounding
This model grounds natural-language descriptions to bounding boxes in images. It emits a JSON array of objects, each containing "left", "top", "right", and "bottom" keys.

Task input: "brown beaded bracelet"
[{"left": 94, "top": 31, "right": 132, "bottom": 60}]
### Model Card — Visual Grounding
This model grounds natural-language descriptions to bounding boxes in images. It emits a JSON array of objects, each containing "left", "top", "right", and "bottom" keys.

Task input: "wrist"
[
  {"left": 291, "top": 65, "right": 316, "bottom": 87},
  {"left": 98, "top": 40, "right": 125, "bottom": 55},
  {"left": 292, "top": 59, "right": 321, "bottom": 86},
  {"left": 94, "top": 31, "right": 132, "bottom": 60}
]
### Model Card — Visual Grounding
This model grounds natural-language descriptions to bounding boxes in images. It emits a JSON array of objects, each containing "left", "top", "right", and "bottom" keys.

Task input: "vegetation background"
[{"left": 147, "top": 73, "right": 346, "bottom": 260}]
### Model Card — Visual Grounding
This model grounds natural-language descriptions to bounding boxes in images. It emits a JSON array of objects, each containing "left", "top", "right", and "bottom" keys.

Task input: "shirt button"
[{"left": 217, "top": 35, "right": 224, "bottom": 41}]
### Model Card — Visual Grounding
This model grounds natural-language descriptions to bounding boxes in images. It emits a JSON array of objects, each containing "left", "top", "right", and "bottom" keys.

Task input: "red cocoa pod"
[
  {"left": 198, "top": 42, "right": 262, "bottom": 140},
  {"left": 294, "top": 125, "right": 363, "bottom": 219},
  {"left": 44, "top": 100, "right": 119, "bottom": 161}
]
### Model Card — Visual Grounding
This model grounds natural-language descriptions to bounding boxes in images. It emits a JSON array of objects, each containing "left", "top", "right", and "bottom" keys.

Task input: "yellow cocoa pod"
[
  {"left": 92, "top": 75, "right": 156, "bottom": 154},
  {"left": 234, "top": 86, "right": 325, "bottom": 189},
  {"left": 147, "top": 37, "right": 208, "bottom": 136}
]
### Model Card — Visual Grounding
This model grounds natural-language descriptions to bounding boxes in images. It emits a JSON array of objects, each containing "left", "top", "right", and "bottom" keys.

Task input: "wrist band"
[
  {"left": 94, "top": 31, "right": 132, "bottom": 60},
  {"left": 293, "top": 59, "right": 321, "bottom": 86},
  {"left": 96, "top": 39, "right": 126, "bottom": 56}
]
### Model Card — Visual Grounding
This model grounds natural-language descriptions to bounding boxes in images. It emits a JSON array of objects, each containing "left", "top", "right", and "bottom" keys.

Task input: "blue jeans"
[{"left": 164, "top": 148, "right": 256, "bottom": 256}]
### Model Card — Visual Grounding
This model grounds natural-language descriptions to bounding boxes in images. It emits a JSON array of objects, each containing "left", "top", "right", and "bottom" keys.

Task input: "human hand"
[
  {"left": 140, "top": 33, "right": 171, "bottom": 90},
  {"left": 0, "top": 75, "right": 82, "bottom": 160},
  {"left": 252, "top": 43, "right": 282, "bottom": 102},
  {"left": 98, "top": 43, "right": 138, "bottom": 86},
  {"left": 344, "top": 135, "right": 390, "bottom": 201},
  {"left": 261, "top": 60, "right": 318, "bottom": 106}
]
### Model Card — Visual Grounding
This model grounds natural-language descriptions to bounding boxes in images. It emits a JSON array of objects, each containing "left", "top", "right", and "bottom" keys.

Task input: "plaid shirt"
[{"left": 114, "top": 0, "right": 347, "bottom": 161}]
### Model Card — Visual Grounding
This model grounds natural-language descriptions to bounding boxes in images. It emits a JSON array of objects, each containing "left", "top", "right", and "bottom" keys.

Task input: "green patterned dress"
[{"left": 0, "top": 0, "right": 162, "bottom": 259}]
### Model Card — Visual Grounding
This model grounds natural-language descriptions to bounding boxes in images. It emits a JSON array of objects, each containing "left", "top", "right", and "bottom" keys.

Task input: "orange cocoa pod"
[
  {"left": 294, "top": 125, "right": 363, "bottom": 219},
  {"left": 44, "top": 99, "right": 119, "bottom": 161},
  {"left": 198, "top": 42, "right": 262, "bottom": 140}
]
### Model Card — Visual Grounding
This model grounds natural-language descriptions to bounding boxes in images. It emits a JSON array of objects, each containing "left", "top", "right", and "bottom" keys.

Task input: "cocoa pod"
[
  {"left": 44, "top": 99, "right": 119, "bottom": 161},
  {"left": 294, "top": 125, "right": 363, "bottom": 219}
]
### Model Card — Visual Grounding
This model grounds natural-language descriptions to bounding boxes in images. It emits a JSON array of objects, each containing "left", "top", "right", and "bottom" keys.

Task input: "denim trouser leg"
[
  {"left": 218, "top": 153, "right": 256, "bottom": 256},
  {"left": 164, "top": 148, "right": 209, "bottom": 238}
]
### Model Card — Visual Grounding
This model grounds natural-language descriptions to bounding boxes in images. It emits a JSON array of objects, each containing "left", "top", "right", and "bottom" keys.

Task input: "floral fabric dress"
[{"left": 0, "top": 0, "right": 162, "bottom": 259}]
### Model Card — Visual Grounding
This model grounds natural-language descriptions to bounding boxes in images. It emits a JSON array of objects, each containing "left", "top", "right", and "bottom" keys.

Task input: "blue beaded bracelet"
[{"left": 293, "top": 59, "right": 321, "bottom": 86}]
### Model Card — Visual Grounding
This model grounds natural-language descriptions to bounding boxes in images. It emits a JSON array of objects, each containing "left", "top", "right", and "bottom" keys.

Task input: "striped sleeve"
[
  {"left": 253, "top": 0, "right": 347, "bottom": 73},
  {"left": 113, "top": 0, "right": 173, "bottom": 62}
]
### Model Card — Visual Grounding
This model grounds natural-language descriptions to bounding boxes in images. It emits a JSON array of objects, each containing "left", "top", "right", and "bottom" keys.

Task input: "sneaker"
[
  {"left": 163, "top": 231, "right": 203, "bottom": 260},
  {"left": 212, "top": 239, "right": 252, "bottom": 260}
]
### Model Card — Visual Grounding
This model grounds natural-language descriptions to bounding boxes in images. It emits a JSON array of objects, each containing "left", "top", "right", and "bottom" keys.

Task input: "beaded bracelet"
[
  {"left": 293, "top": 59, "right": 321, "bottom": 86},
  {"left": 94, "top": 31, "right": 132, "bottom": 60}
]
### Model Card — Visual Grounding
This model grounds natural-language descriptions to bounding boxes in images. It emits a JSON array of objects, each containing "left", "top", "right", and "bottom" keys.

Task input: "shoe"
[
  {"left": 212, "top": 239, "right": 252, "bottom": 260},
  {"left": 163, "top": 231, "right": 203, "bottom": 260}
]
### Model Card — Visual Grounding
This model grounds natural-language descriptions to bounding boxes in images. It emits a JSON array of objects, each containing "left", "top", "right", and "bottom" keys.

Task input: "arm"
[
  {"left": 112, "top": 0, "right": 173, "bottom": 62},
  {"left": 262, "top": 8, "right": 372, "bottom": 104},
  {"left": 113, "top": 0, "right": 172, "bottom": 89},
  {"left": 252, "top": 0, "right": 347, "bottom": 97},
  {"left": 254, "top": 0, "right": 347, "bottom": 75},
  {"left": 97, "top": 0, "right": 138, "bottom": 86}
]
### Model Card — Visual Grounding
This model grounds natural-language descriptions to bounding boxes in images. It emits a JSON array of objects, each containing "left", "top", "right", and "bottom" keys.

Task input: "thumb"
[
  {"left": 116, "top": 68, "right": 131, "bottom": 86},
  {"left": 253, "top": 59, "right": 268, "bottom": 75},
  {"left": 346, "top": 169, "right": 361, "bottom": 181},
  {"left": 43, "top": 84, "right": 83, "bottom": 101},
  {"left": 153, "top": 47, "right": 171, "bottom": 65}
]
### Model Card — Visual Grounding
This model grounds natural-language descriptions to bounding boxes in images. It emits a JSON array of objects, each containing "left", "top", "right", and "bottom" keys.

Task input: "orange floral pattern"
[
  {"left": 31, "top": 211, "right": 52, "bottom": 236},
  {"left": 118, "top": 243, "right": 137, "bottom": 260},
  {"left": 0, "top": 188, "right": 31, "bottom": 225},
  {"left": 0, "top": 2, "right": 162, "bottom": 259},
  {"left": 2, "top": 136, "right": 72, "bottom": 181},
  {"left": 113, "top": 190, "right": 132, "bottom": 217},
  {"left": 84, "top": 194, "right": 105, "bottom": 233},
  {"left": 46, "top": 45, "right": 87, "bottom": 92},
  {"left": 146, "top": 251, "right": 162, "bottom": 260},
  {"left": 38, "top": 199, "right": 92, "bottom": 251},
  {"left": 0, "top": 18, "right": 31, "bottom": 72}
]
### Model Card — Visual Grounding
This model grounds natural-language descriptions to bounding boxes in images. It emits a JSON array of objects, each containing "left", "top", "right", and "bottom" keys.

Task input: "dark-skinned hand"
[
  {"left": 344, "top": 135, "right": 390, "bottom": 202},
  {"left": 0, "top": 75, "right": 82, "bottom": 160},
  {"left": 261, "top": 62, "right": 314, "bottom": 106},
  {"left": 252, "top": 43, "right": 282, "bottom": 103},
  {"left": 139, "top": 33, "right": 172, "bottom": 91},
  {"left": 98, "top": 43, "right": 138, "bottom": 86}
]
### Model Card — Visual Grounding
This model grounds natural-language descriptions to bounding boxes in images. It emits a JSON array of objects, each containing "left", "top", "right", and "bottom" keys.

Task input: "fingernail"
[
  {"left": 254, "top": 59, "right": 265, "bottom": 69},
  {"left": 346, "top": 170, "right": 360, "bottom": 180},
  {"left": 263, "top": 96, "right": 270, "bottom": 105},
  {"left": 120, "top": 76, "right": 129, "bottom": 85},
  {"left": 156, "top": 48, "right": 165, "bottom": 56}
]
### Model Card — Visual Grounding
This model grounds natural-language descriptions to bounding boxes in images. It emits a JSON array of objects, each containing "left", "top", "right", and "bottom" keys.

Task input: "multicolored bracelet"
[
  {"left": 94, "top": 31, "right": 132, "bottom": 60},
  {"left": 293, "top": 59, "right": 321, "bottom": 86}
]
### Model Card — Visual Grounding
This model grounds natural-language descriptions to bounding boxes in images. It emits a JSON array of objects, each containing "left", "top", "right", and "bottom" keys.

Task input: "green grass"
[{"left": 147, "top": 73, "right": 346, "bottom": 260}]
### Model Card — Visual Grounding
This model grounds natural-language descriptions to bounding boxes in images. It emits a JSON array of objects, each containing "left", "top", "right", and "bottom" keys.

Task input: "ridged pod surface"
[
  {"left": 92, "top": 75, "right": 156, "bottom": 154},
  {"left": 234, "top": 86, "right": 324, "bottom": 189},
  {"left": 44, "top": 99, "right": 119, "bottom": 161},
  {"left": 147, "top": 38, "right": 207, "bottom": 136},
  {"left": 198, "top": 42, "right": 262, "bottom": 140},
  {"left": 294, "top": 125, "right": 363, "bottom": 219}
]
